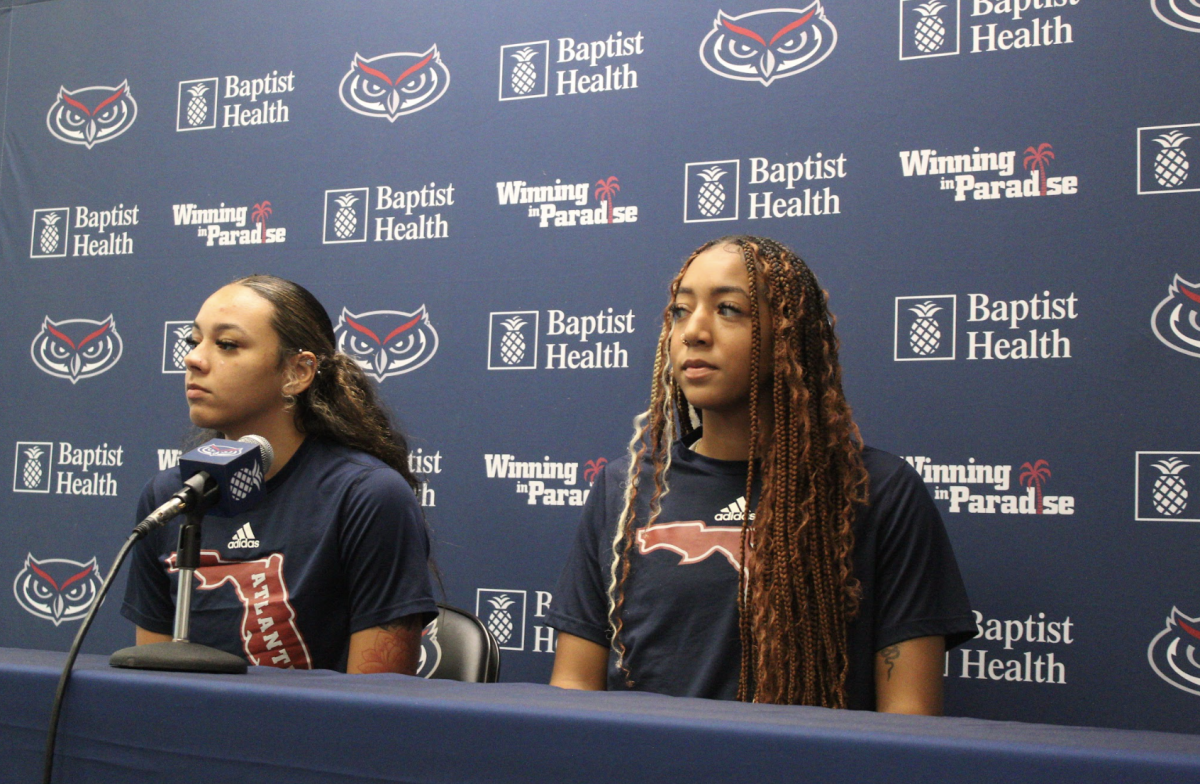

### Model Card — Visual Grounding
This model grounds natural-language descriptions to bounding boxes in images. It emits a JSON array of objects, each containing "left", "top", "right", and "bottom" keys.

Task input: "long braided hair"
[{"left": 606, "top": 236, "right": 868, "bottom": 707}]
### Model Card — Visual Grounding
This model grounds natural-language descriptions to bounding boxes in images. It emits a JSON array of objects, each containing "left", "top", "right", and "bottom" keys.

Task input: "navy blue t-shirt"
[
  {"left": 547, "top": 437, "right": 975, "bottom": 708},
  {"left": 121, "top": 437, "right": 437, "bottom": 671}
]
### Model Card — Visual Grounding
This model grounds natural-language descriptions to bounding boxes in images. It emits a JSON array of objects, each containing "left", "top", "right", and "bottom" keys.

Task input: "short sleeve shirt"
[
  {"left": 121, "top": 438, "right": 437, "bottom": 671},
  {"left": 547, "top": 437, "right": 975, "bottom": 708}
]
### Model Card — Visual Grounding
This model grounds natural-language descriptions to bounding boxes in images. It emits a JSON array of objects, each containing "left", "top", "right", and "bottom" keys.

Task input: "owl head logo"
[
  {"left": 45, "top": 80, "right": 138, "bottom": 148},
  {"left": 1151, "top": 274, "right": 1200, "bottom": 359},
  {"left": 416, "top": 616, "right": 442, "bottom": 677},
  {"left": 1148, "top": 607, "right": 1200, "bottom": 696},
  {"left": 30, "top": 315, "right": 124, "bottom": 383},
  {"left": 699, "top": 4, "right": 837, "bottom": 86},
  {"left": 338, "top": 47, "right": 450, "bottom": 121},
  {"left": 13, "top": 554, "right": 101, "bottom": 626},
  {"left": 1152, "top": 0, "right": 1200, "bottom": 33},
  {"left": 334, "top": 306, "right": 439, "bottom": 382}
]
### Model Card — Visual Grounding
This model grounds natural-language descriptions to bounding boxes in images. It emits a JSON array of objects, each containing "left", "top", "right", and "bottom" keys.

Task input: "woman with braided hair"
[
  {"left": 122, "top": 275, "right": 437, "bottom": 673},
  {"left": 547, "top": 237, "right": 973, "bottom": 712}
]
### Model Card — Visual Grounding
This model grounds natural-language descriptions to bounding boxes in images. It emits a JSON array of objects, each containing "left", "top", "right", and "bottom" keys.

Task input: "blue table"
[{"left": 3, "top": 647, "right": 1199, "bottom": 784}]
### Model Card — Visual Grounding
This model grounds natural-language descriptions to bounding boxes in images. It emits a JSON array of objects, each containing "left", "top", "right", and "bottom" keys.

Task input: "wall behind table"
[{"left": 0, "top": 0, "right": 1196, "bottom": 733}]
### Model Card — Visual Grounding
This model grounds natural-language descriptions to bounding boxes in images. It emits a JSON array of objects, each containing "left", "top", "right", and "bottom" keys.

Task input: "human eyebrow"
[{"left": 711, "top": 286, "right": 750, "bottom": 298}]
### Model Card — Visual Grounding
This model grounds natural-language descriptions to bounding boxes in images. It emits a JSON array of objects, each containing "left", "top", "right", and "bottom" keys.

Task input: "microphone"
[{"left": 133, "top": 435, "right": 274, "bottom": 537}]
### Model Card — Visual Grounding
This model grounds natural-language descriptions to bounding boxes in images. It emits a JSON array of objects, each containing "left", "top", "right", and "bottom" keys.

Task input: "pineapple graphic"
[
  {"left": 1153, "top": 131, "right": 1190, "bottom": 188},
  {"left": 510, "top": 48, "right": 538, "bottom": 95},
  {"left": 186, "top": 83, "right": 210, "bottom": 127},
  {"left": 332, "top": 194, "right": 359, "bottom": 239},
  {"left": 696, "top": 166, "right": 728, "bottom": 218},
  {"left": 485, "top": 594, "right": 516, "bottom": 644},
  {"left": 228, "top": 463, "right": 263, "bottom": 501},
  {"left": 498, "top": 317, "right": 527, "bottom": 365},
  {"left": 39, "top": 213, "right": 61, "bottom": 255},
  {"left": 170, "top": 325, "right": 192, "bottom": 370},
  {"left": 21, "top": 447, "right": 45, "bottom": 490},
  {"left": 1151, "top": 458, "right": 1189, "bottom": 516},
  {"left": 912, "top": 2, "right": 947, "bottom": 53},
  {"left": 908, "top": 302, "right": 943, "bottom": 355}
]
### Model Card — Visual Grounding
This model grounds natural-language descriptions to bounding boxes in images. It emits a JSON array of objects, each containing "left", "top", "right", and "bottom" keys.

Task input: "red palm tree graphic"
[
  {"left": 583, "top": 458, "right": 608, "bottom": 484},
  {"left": 251, "top": 201, "right": 273, "bottom": 243},
  {"left": 593, "top": 177, "right": 620, "bottom": 224},
  {"left": 1023, "top": 143, "right": 1055, "bottom": 197},
  {"left": 1019, "top": 459, "right": 1052, "bottom": 514}
]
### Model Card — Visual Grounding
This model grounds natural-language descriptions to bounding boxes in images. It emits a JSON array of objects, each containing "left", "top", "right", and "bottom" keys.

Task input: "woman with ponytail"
[
  {"left": 122, "top": 275, "right": 436, "bottom": 674},
  {"left": 547, "top": 237, "right": 974, "bottom": 712}
]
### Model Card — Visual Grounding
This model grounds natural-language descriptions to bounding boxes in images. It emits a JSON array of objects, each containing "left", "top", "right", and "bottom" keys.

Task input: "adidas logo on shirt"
[
  {"left": 713, "top": 496, "right": 755, "bottom": 523},
  {"left": 227, "top": 522, "right": 260, "bottom": 549}
]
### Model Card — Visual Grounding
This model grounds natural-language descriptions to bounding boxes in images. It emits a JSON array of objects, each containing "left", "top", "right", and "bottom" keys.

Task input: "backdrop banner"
[{"left": 0, "top": 0, "right": 1196, "bottom": 733}]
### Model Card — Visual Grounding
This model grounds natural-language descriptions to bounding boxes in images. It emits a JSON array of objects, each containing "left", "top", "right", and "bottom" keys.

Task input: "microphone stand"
[{"left": 109, "top": 507, "right": 247, "bottom": 673}]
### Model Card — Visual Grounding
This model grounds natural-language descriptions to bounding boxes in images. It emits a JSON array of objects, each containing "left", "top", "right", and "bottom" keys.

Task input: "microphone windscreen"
[
  {"left": 178, "top": 438, "right": 267, "bottom": 518},
  {"left": 237, "top": 434, "right": 275, "bottom": 475}
]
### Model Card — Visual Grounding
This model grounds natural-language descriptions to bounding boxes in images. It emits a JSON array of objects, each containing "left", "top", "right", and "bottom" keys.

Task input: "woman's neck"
[
  {"left": 222, "top": 418, "right": 306, "bottom": 481},
  {"left": 691, "top": 398, "right": 774, "bottom": 462}
]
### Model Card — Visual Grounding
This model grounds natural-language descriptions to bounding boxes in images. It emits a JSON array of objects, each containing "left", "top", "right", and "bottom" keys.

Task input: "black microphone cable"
[
  {"left": 42, "top": 472, "right": 215, "bottom": 783},
  {"left": 41, "top": 531, "right": 140, "bottom": 784},
  {"left": 40, "top": 434, "right": 267, "bottom": 783}
]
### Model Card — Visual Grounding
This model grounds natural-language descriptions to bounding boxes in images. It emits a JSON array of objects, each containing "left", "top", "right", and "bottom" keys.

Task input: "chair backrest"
[{"left": 415, "top": 604, "right": 501, "bottom": 683}]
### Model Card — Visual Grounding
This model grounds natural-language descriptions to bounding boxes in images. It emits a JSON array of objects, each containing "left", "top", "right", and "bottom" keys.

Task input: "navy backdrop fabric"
[{"left": 0, "top": 0, "right": 1198, "bottom": 734}]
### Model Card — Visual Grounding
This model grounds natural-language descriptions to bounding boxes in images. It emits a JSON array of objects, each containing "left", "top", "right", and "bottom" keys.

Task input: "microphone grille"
[{"left": 237, "top": 435, "right": 275, "bottom": 475}]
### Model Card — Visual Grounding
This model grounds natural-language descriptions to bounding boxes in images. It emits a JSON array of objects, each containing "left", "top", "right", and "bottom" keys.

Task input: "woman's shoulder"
[
  {"left": 303, "top": 439, "right": 411, "bottom": 491},
  {"left": 861, "top": 445, "right": 921, "bottom": 486}
]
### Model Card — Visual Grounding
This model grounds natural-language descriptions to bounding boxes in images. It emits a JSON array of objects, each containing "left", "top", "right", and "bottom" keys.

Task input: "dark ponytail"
[{"left": 231, "top": 274, "right": 421, "bottom": 492}]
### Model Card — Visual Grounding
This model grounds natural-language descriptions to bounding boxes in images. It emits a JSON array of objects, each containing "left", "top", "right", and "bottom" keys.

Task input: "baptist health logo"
[
  {"left": 487, "top": 308, "right": 634, "bottom": 370},
  {"left": 489, "top": 311, "right": 539, "bottom": 369},
  {"left": 31, "top": 205, "right": 138, "bottom": 259},
  {"left": 176, "top": 71, "right": 294, "bottom": 132},
  {"left": 685, "top": 160, "right": 740, "bottom": 222},
  {"left": 162, "top": 321, "right": 192, "bottom": 373},
  {"left": 477, "top": 589, "right": 527, "bottom": 650},
  {"left": 12, "top": 441, "right": 123, "bottom": 496},
  {"left": 895, "top": 295, "right": 957, "bottom": 360},
  {"left": 323, "top": 185, "right": 453, "bottom": 244},
  {"left": 13, "top": 442, "right": 53, "bottom": 493},
  {"left": 475, "top": 588, "right": 557, "bottom": 653},
  {"left": 499, "top": 41, "right": 549, "bottom": 100},
  {"left": 1138, "top": 124, "right": 1200, "bottom": 195},
  {"left": 900, "top": 0, "right": 960, "bottom": 59},
  {"left": 1136, "top": 452, "right": 1200, "bottom": 522},
  {"left": 895, "top": 291, "right": 1077, "bottom": 361},
  {"left": 30, "top": 208, "right": 69, "bottom": 258}
]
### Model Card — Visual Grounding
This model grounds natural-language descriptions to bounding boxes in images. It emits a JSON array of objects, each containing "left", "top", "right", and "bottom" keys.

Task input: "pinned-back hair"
[
  {"left": 231, "top": 274, "right": 421, "bottom": 492},
  {"left": 606, "top": 236, "right": 868, "bottom": 706}
]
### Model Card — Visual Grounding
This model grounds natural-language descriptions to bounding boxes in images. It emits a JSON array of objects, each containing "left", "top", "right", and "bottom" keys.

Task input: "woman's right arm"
[{"left": 550, "top": 632, "right": 609, "bottom": 690}]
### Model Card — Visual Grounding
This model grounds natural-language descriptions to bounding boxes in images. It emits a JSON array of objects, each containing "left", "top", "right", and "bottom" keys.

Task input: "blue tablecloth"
[{"left": 3, "top": 647, "right": 1199, "bottom": 784}]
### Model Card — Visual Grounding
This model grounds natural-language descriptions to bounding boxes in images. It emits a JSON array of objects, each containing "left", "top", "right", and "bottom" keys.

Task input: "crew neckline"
[{"left": 676, "top": 429, "right": 750, "bottom": 476}]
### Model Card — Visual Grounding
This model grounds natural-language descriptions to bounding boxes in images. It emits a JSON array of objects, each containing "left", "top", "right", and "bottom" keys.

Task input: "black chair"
[{"left": 416, "top": 604, "right": 500, "bottom": 683}]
